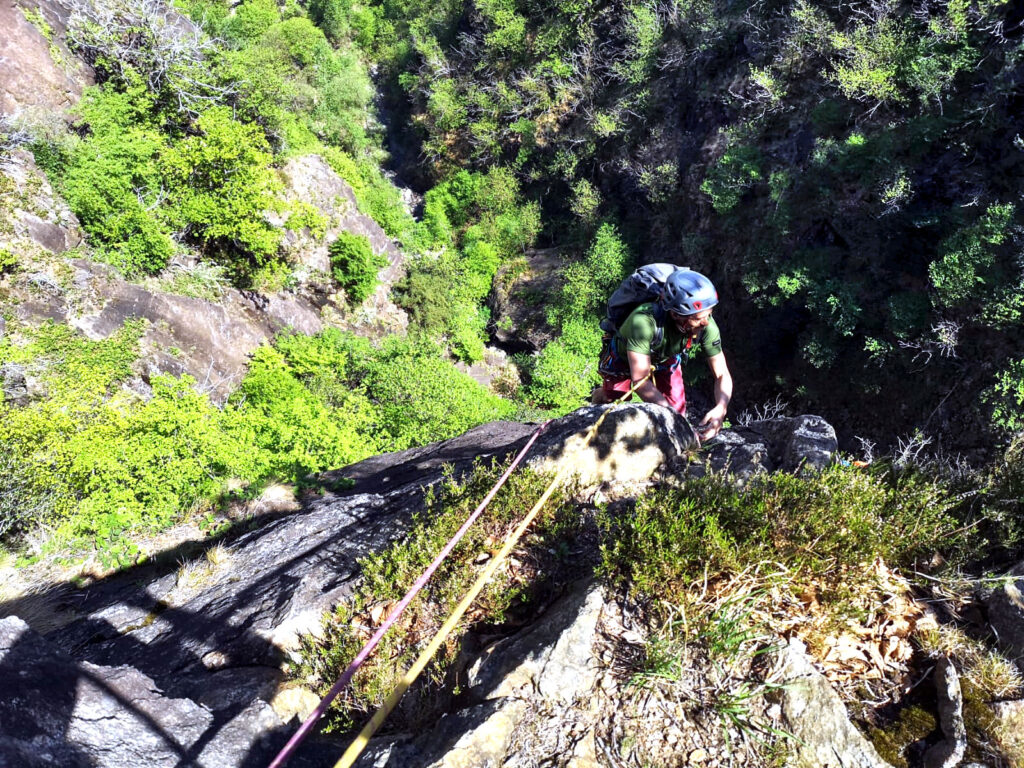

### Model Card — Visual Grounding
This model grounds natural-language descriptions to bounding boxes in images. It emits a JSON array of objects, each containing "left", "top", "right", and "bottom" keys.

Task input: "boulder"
[
  {"left": 489, "top": 249, "right": 563, "bottom": 354},
  {"left": 463, "top": 581, "right": 604, "bottom": 704},
  {"left": 990, "top": 699, "right": 1024, "bottom": 764},
  {"left": 527, "top": 403, "right": 700, "bottom": 486},
  {"left": 772, "top": 638, "right": 894, "bottom": 768},
  {"left": 984, "top": 560, "right": 1024, "bottom": 667},
  {"left": 923, "top": 657, "right": 966, "bottom": 768},
  {"left": 695, "top": 414, "right": 838, "bottom": 480},
  {"left": 1, "top": 363, "right": 30, "bottom": 406}
]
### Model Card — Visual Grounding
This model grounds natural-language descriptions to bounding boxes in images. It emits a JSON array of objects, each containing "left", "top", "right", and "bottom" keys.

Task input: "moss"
[
  {"left": 868, "top": 704, "right": 937, "bottom": 768},
  {"left": 960, "top": 679, "right": 1011, "bottom": 764}
]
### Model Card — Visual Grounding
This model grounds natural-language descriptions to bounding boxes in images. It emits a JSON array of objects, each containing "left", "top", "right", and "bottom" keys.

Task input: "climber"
[{"left": 593, "top": 267, "right": 733, "bottom": 439}]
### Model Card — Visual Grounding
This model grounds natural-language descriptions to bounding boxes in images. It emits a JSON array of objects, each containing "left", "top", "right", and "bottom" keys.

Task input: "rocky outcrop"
[
  {"left": 0, "top": 0, "right": 94, "bottom": 119},
  {"left": 278, "top": 153, "right": 408, "bottom": 334},
  {"left": 0, "top": 150, "right": 410, "bottom": 401},
  {"left": 0, "top": 149, "right": 84, "bottom": 255},
  {"left": 0, "top": 616, "right": 282, "bottom": 768},
  {"left": 0, "top": 406, "right": 844, "bottom": 767},
  {"left": 923, "top": 657, "right": 967, "bottom": 768},
  {"left": 69, "top": 259, "right": 322, "bottom": 400},
  {"left": 488, "top": 249, "right": 563, "bottom": 353},
  {"left": 695, "top": 414, "right": 839, "bottom": 481},
  {"left": 772, "top": 638, "right": 894, "bottom": 768},
  {"left": 358, "top": 581, "right": 607, "bottom": 768},
  {"left": 526, "top": 403, "right": 701, "bottom": 485}
]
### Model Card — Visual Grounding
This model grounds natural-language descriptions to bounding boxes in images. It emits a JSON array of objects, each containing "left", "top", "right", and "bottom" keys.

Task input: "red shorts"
[{"left": 602, "top": 364, "right": 687, "bottom": 415}]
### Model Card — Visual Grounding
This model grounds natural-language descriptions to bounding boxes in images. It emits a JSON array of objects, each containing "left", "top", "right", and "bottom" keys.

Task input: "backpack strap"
[{"left": 650, "top": 303, "right": 666, "bottom": 350}]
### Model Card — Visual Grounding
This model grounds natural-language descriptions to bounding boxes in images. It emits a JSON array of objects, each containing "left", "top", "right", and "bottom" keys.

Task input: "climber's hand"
[{"left": 698, "top": 408, "right": 725, "bottom": 440}]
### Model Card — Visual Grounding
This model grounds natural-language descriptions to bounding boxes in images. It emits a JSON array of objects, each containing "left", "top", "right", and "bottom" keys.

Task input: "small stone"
[{"left": 689, "top": 747, "right": 709, "bottom": 763}]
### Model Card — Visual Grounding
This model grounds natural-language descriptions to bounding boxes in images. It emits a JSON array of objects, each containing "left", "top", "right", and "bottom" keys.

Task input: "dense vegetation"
[
  {"left": 344, "top": 0, "right": 1024, "bottom": 447},
  {"left": 3, "top": 0, "right": 1023, "bottom": 566}
]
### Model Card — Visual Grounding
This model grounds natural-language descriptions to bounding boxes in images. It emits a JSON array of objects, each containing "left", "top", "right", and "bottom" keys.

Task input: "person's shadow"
[{"left": 0, "top": 419, "right": 549, "bottom": 767}]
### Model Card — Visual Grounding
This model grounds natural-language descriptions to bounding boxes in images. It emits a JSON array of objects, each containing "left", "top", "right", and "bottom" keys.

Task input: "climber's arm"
[
  {"left": 626, "top": 351, "right": 671, "bottom": 409},
  {"left": 698, "top": 352, "right": 733, "bottom": 439}
]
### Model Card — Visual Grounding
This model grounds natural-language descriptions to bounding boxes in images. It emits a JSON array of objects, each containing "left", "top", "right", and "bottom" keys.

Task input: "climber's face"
[{"left": 670, "top": 309, "right": 713, "bottom": 338}]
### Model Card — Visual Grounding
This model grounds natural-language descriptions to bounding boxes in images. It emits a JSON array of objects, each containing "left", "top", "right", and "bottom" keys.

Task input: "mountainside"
[{"left": 2, "top": 0, "right": 1024, "bottom": 765}]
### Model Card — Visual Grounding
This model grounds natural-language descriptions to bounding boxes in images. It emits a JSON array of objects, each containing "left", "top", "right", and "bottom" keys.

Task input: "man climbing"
[{"left": 593, "top": 267, "right": 733, "bottom": 439}]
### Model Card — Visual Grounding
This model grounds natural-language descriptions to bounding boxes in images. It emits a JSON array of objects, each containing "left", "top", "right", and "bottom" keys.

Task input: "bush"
[
  {"left": 929, "top": 203, "right": 1014, "bottom": 308},
  {"left": 599, "top": 466, "right": 958, "bottom": 602},
  {"left": 552, "top": 221, "right": 632, "bottom": 325},
  {"left": 700, "top": 142, "right": 763, "bottom": 214},
  {"left": 225, "top": 0, "right": 281, "bottom": 42},
  {"left": 59, "top": 85, "right": 175, "bottom": 274},
  {"left": 352, "top": 336, "right": 515, "bottom": 449},
  {"left": 161, "top": 106, "right": 285, "bottom": 267},
  {"left": 230, "top": 345, "right": 380, "bottom": 478},
  {"left": 329, "top": 231, "right": 386, "bottom": 304},
  {"left": 986, "top": 359, "right": 1024, "bottom": 437}
]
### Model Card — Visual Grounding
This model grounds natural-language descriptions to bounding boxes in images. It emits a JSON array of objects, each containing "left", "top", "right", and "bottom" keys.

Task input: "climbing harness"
[{"left": 267, "top": 374, "right": 654, "bottom": 768}]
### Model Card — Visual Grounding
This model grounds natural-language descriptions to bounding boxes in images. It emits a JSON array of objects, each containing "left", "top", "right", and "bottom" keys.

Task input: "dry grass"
[{"left": 917, "top": 623, "right": 1023, "bottom": 700}]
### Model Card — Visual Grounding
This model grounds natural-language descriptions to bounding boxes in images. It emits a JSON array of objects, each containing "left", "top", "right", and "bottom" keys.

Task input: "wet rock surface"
[{"left": 0, "top": 405, "right": 847, "bottom": 767}]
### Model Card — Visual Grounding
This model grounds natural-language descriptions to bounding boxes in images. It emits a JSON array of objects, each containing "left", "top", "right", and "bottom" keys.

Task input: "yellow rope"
[{"left": 333, "top": 376, "right": 650, "bottom": 768}]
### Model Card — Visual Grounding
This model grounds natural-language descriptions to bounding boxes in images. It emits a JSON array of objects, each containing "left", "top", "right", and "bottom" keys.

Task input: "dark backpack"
[{"left": 600, "top": 263, "right": 682, "bottom": 341}]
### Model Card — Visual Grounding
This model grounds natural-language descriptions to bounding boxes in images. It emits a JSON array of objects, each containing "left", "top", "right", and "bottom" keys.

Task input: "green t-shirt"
[{"left": 617, "top": 303, "right": 722, "bottom": 363}]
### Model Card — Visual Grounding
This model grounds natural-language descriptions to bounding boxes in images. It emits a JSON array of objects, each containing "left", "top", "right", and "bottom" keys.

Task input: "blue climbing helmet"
[{"left": 660, "top": 268, "right": 719, "bottom": 316}]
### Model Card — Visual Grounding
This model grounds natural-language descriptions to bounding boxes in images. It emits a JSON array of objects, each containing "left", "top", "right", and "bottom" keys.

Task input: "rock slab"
[{"left": 773, "top": 638, "right": 894, "bottom": 768}]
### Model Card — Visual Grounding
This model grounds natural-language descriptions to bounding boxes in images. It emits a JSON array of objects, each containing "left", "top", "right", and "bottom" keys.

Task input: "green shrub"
[
  {"left": 617, "top": 2, "right": 662, "bottom": 85},
  {"left": 161, "top": 106, "right": 285, "bottom": 267},
  {"left": 527, "top": 323, "right": 600, "bottom": 412},
  {"left": 59, "top": 85, "right": 175, "bottom": 274},
  {"left": 552, "top": 221, "right": 632, "bottom": 325},
  {"left": 985, "top": 359, "right": 1024, "bottom": 437},
  {"left": 929, "top": 203, "right": 1014, "bottom": 308},
  {"left": 230, "top": 345, "right": 380, "bottom": 478},
  {"left": 352, "top": 336, "right": 514, "bottom": 449},
  {"left": 226, "top": 0, "right": 281, "bottom": 42},
  {"left": 700, "top": 142, "right": 763, "bottom": 214},
  {"left": 598, "top": 466, "right": 958, "bottom": 602},
  {"left": 329, "top": 231, "right": 386, "bottom": 304}
]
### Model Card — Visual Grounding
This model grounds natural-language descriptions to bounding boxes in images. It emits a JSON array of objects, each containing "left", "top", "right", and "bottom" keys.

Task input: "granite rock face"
[
  {"left": 0, "top": 616, "right": 281, "bottom": 768},
  {"left": 0, "top": 0, "right": 94, "bottom": 119},
  {"left": 277, "top": 153, "right": 408, "bottom": 335},
  {"left": 0, "top": 405, "right": 844, "bottom": 767},
  {"left": 526, "top": 403, "right": 701, "bottom": 485}
]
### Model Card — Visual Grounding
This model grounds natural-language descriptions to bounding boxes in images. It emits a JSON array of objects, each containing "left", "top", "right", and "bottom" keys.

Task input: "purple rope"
[{"left": 266, "top": 421, "right": 550, "bottom": 768}]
